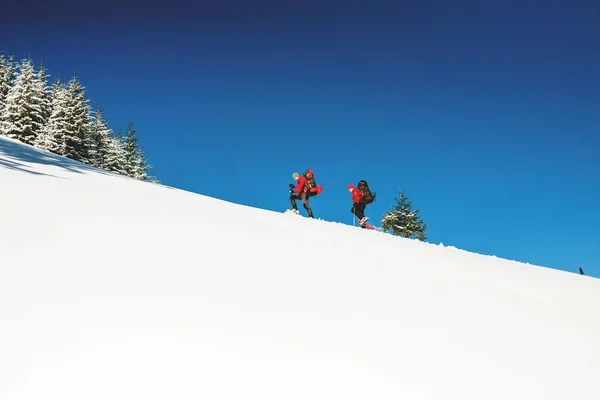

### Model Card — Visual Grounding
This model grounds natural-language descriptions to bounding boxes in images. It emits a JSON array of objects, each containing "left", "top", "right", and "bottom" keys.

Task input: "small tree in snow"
[
  {"left": 147, "top": 171, "right": 160, "bottom": 183},
  {"left": 381, "top": 190, "right": 427, "bottom": 241}
]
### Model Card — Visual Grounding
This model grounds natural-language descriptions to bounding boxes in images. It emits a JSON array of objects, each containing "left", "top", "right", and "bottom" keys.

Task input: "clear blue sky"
[{"left": 3, "top": 0, "right": 599, "bottom": 277}]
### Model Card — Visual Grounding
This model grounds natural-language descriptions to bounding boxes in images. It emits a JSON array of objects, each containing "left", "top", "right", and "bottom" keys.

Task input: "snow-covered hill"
[{"left": 1, "top": 136, "right": 599, "bottom": 400}]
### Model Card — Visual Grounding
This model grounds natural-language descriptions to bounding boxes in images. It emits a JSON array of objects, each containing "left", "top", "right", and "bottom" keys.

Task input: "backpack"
[
  {"left": 358, "top": 180, "right": 375, "bottom": 204},
  {"left": 304, "top": 169, "right": 323, "bottom": 195}
]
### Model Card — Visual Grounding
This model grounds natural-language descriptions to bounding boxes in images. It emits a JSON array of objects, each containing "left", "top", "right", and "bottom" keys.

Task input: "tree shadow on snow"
[
  {"left": 0, "top": 156, "right": 59, "bottom": 178},
  {"left": 0, "top": 139, "right": 111, "bottom": 178}
]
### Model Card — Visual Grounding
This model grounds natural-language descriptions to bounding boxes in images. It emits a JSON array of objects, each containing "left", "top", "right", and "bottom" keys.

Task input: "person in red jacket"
[
  {"left": 348, "top": 183, "right": 368, "bottom": 225},
  {"left": 290, "top": 172, "right": 314, "bottom": 218}
]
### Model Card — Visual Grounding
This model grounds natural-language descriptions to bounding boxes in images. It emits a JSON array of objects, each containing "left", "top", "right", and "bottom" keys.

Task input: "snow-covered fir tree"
[
  {"left": 63, "top": 75, "right": 92, "bottom": 162},
  {"left": 381, "top": 190, "right": 427, "bottom": 241},
  {"left": 34, "top": 64, "right": 51, "bottom": 132},
  {"left": 122, "top": 122, "right": 155, "bottom": 180},
  {"left": 123, "top": 121, "right": 138, "bottom": 176},
  {"left": 35, "top": 80, "right": 69, "bottom": 154},
  {"left": 0, "top": 58, "right": 49, "bottom": 144},
  {"left": 132, "top": 145, "right": 153, "bottom": 181},
  {"left": 104, "top": 128, "right": 127, "bottom": 175},
  {"left": 87, "top": 105, "right": 112, "bottom": 168},
  {"left": 0, "top": 54, "right": 16, "bottom": 117}
]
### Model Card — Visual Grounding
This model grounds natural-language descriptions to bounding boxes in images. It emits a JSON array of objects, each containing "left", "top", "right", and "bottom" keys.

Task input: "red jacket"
[
  {"left": 349, "top": 185, "right": 363, "bottom": 203},
  {"left": 293, "top": 176, "right": 308, "bottom": 193}
]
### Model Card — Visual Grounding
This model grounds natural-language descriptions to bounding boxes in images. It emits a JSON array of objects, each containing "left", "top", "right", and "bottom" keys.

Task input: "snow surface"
[{"left": 1, "top": 136, "right": 599, "bottom": 400}]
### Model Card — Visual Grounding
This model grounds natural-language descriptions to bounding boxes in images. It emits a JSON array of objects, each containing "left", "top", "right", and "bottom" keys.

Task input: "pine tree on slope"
[
  {"left": 87, "top": 105, "right": 112, "bottom": 168},
  {"left": 35, "top": 80, "right": 69, "bottom": 154},
  {"left": 104, "top": 128, "right": 127, "bottom": 174},
  {"left": 0, "top": 58, "right": 48, "bottom": 144},
  {"left": 381, "top": 190, "right": 427, "bottom": 241},
  {"left": 63, "top": 75, "right": 92, "bottom": 162},
  {"left": 123, "top": 121, "right": 139, "bottom": 177},
  {"left": 0, "top": 54, "right": 16, "bottom": 118},
  {"left": 124, "top": 122, "right": 155, "bottom": 181},
  {"left": 34, "top": 64, "right": 51, "bottom": 133},
  {"left": 131, "top": 145, "right": 151, "bottom": 181}
]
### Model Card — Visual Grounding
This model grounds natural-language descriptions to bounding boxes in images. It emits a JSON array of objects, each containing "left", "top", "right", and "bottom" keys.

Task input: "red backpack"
[{"left": 304, "top": 169, "right": 323, "bottom": 195}]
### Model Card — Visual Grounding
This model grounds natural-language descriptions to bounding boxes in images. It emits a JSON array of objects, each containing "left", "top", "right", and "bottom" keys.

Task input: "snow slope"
[{"left": 1, "top": 136, "right": 599, "bottom": 400}]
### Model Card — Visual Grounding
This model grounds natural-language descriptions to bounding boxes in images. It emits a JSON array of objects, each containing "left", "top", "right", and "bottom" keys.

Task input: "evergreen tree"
[
  {"left": 579, "top": 267, "right": 585, "bottom": 275},
  {"left": 123, "top": 121, "right": 138, "bottom": 176},
  {"left": 87, "top": 105, "right": 112, "bottom": 168},
  {"left": 35, "top": 80, "right": 69, "bottom": 154},
  {"left": 35, "top": 64, "right": 51, "bottom": 132},
  {"left": 381, "top": 190, "right": 427, "bottom": 241},
  {"left": 0, "top": 53, "right": 16, "bottom": 117},
  {"left": 63, "top": 75, "right": 92, "bottom": 162},
  {"left": 0, "top": 58, "right": 48, "bottom": 144},
  {"left": 104, "top": 128, "right": 127, "bottom": 174},
  {"left": 131, "top": 145, "right": 151, "bottom": 181},
  {"left": 121, "top": 122, "right": 154, "bottom": 180}
]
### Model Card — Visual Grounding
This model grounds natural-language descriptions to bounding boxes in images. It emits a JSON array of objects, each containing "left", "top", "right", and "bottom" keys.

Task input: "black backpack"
[{"left": 358, "top": 180, "right": 375, "bottom": 204}]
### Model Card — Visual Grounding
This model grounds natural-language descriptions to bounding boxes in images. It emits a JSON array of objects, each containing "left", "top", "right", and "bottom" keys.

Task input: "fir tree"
[
  {"left": 35, "top": 64, "right": 51, "bottom": 131},
  {"left": 131, "top": 145, "right": 151, "bottom": 181},
  {"left": 0, "top": 58, "right": 48, "bottom": 144},
  {"left": 104, "top": 128, "right": 127, "bottom": 174},
  {"left": 0, "top": 53, "right": 16, "bottom": 117},
  {"left": 35, "top": 80, "right": 69, "bottom": 154},
  {"left": 381, "top": 190, "right": 427, "bottom": 241},
  {"left": 87, "top": 105, "right": 112, "bottom": 168},
  {"left": 121, "top": 122, "right": 154, "bottom": 180},
  {"left": 123, "top": 121, "right": 138, "bottom": 176},
  {"left": 63, "top": 75, "right": 92, "bottom": 162},
  {"left": 579, "top": 267, "right": 585, "bottom": 275}
]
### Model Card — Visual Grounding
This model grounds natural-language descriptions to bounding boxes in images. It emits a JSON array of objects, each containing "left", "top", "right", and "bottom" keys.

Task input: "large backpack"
[
  {"left": 357, "top": 180, "right": 375, "bottom": 204},
  {"left": 304, "top": 169, "right": 323, "bottom": 195}
]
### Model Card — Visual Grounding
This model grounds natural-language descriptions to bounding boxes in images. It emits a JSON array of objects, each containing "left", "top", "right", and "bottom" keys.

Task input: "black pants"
[
  {"left": 351, "top": 202, "right": 366, "bottom": 220},
  {"left": 290, "top": 192, "right": 314, "bottom": 218}
]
